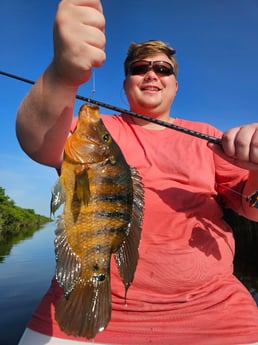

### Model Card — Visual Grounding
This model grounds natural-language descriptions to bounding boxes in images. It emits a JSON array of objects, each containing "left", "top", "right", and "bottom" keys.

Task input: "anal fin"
[{"left": 55, "top": 216, "right": 81, "bottom": 296}]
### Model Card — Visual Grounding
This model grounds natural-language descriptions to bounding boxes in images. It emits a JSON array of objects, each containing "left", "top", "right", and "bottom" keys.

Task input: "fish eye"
[{"left": 102, "top": 132, "right": 112, "bottom": 143}]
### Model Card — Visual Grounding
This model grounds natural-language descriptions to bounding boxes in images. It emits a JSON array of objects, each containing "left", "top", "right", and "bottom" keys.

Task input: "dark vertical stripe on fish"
[
  {"left": 87, "top": 226, "right": 129, "bottom": 237},
  {"left": 96, "top": 211, "right": 131, "bottom": 222},
  {"left": 91, "top": 194, "right": 132, "bottom": 204}
]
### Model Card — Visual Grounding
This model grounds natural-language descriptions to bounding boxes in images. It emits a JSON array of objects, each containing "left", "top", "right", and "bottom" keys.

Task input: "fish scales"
[{"left": 51, "top": 104, "right": 144, "bottom": 339}]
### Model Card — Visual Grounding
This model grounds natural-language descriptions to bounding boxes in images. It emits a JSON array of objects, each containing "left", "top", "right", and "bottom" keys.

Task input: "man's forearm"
[{"left": 16, "top": 64, "right": 79, "bottom": 168}]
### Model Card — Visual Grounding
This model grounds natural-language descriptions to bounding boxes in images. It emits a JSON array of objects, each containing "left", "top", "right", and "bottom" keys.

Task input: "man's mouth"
[{"left": 141, "top": 85, "right": 161, "bottom": 91}]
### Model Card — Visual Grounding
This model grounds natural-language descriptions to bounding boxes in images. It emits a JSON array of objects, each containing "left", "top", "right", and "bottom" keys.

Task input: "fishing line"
[
  {"left": 218, "top": 184, "right": 243, "bottom": 197},
  {"left": 1, "top": 69, "right": 258, "bottom": 207},
  {"left": 217, "top": 184, "right": 258, "bottom": 209},
  {"left": 0, "top": 70, "right": 221, "bottom": 144},
  {"left": 89, "top": 69, "right": 96, "bottom": 98}
]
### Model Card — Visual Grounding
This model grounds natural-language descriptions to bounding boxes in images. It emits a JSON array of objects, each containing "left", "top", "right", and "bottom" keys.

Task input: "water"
[
  {"left": 0, "top": 223, "right": 55, "bottom": 345},
  {"left": 1, "top": 221, "right": 258, "bottom": 345}
]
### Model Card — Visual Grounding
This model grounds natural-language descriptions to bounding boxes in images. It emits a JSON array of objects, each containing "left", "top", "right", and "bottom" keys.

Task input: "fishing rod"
[
  {"left": 0, "top": 70, "right": 221, "bottom": 144},
  {"left": 2, "top": 70, "right": 258, "bottom": 207}
]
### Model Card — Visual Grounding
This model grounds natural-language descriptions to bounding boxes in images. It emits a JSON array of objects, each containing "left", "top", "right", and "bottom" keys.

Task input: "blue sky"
[{"left": 1, "top": 0, "right": 258, "bottom": 216}]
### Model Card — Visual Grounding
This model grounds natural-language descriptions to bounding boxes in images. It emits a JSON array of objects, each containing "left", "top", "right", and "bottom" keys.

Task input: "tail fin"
[{"left": 55, "top": 277, "right": 111, "bottom": 339}]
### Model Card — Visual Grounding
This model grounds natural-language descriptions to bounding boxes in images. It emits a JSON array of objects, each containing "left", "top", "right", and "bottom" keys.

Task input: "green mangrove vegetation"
[{"left": 0, "top": 187, "right": 50, "bottom": 242}]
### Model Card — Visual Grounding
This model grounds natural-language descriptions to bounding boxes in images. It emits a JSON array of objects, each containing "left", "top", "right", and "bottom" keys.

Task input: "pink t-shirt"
[{"left": 28, "top": 114, "right": 258, "bottom": 344}]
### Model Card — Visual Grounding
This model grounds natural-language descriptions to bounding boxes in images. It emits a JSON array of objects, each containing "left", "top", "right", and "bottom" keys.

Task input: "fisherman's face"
[{"left": 124, "top": 53, "right": 178, "bottom": 119}]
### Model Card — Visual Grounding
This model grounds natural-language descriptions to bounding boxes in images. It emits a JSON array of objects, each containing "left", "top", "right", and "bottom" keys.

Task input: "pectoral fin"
[{"left": 75, "top": 167, "right": 90, "bottom": 206}]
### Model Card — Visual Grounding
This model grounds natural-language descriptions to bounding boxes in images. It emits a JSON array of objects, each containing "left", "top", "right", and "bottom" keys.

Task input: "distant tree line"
[{"left": 0, "top": 187, "right": 50, "bottom": 241}]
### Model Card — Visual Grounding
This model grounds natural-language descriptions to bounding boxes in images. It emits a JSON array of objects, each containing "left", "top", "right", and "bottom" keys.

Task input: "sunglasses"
[{"left": 128, "top": 60, "right": 175, "bottom": 77}]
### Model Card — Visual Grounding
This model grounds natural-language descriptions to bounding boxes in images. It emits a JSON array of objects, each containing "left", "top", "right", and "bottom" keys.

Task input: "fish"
[
  {"left": 50, "top": 104, "right": 144, "bottom": 339},
  {"left": 246, "top": 190, "right": 258, "bottom": 208}
]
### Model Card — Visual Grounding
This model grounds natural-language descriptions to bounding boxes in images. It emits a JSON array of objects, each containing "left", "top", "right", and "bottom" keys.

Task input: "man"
[{"left": 17, "top": 1, "right": 258, "bottom": 344}]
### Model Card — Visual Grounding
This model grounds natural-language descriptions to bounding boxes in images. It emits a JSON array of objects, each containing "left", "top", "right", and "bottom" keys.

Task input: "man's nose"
[{"left": 143, "top": 68, "right": 158, "bottom": 80}]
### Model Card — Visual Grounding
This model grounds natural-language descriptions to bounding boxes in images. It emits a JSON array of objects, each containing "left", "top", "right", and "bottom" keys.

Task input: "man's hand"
[
  {"left": 52, "top": 0, "right": 106, "bottom": 86},
  {"left": 208, "top": 123, "right": 258, "bottom": 171}
]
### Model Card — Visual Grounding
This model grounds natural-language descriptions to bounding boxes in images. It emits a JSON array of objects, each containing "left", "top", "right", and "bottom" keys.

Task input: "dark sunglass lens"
[
  {"left": 153, "top": 63, "right": 173, "bottom": 76},
  {"left": 130, "top": 63, "right": 149, "bottom": 75},
  {"left": 129, "top": 61, "right": 174, "bottom": 76}
]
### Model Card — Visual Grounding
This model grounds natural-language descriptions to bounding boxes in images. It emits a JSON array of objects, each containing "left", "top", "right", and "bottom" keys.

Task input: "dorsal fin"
[{"left": 114, "top": 166, "right": 144, "bottom": 292}]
